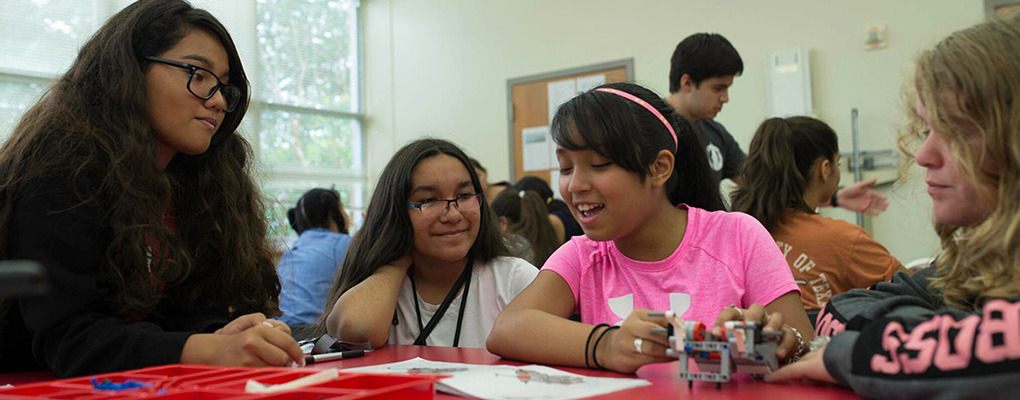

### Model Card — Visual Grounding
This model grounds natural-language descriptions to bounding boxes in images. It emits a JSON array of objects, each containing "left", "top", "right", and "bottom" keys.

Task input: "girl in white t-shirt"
[
  {"left": 325, "top": 138, "right": 537, "bottom": 349},
  {"left": 487, "top": 83, "right": 811, "bottom": 374}
]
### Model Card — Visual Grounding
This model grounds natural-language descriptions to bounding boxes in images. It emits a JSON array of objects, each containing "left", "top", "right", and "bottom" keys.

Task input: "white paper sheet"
[
  {"left": 547, "top": 79, "right": 577, "bottom": 125},
  {"left": 548, "top": 131, "right": 559, "bottom": 174},
  {"left": 521, "top": 126, "right": 551, "bottom": 172},
  {"left": 549, "top": 170, "right": 561, "bottom": 200},
  {"left": 345, "top": 357, "right": 649, "bottom": 400},
  {"left": 575, "top": 74, "right": 606, "bottom": 93}
]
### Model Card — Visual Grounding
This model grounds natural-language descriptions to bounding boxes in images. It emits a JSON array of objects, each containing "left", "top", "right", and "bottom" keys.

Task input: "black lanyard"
[{"left": 409, "top": 256, "right": 473, "bottom": 347}]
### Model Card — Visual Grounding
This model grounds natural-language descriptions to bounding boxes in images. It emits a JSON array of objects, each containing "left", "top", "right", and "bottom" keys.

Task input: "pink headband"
[{"left": 595, "top": 88, "right": 678, "bottom": 152}]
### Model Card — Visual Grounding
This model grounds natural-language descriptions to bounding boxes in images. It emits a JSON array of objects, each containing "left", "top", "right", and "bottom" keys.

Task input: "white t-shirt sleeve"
[{"left": 495, "top": 256, "right": 539, "bottom": 301}]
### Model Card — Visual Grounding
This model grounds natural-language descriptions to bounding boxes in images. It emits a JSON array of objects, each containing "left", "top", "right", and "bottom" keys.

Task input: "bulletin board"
[
  {"left": 985, "top": 0, "right": 1020, "bottom": 19},
  {"left": 505, "top": 59, "right": 633, "bottom": 190}
]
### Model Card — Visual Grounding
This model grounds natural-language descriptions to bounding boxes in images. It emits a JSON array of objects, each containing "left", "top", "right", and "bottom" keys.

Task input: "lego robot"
[{"left": 659, "top": 311, "right": 781, "bottom": 388}]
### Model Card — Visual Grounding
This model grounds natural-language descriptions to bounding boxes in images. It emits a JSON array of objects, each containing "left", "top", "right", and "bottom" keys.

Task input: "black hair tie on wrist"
[
  {"left": 585, "top": 323, "right": 609, "bottom": 369},
  {"left": 591, "top": 325, "right": 620, "bottom": 370}
]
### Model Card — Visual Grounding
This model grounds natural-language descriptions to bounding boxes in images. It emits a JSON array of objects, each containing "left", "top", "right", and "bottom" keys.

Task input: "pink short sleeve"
[
  {"left": 735, "top": 213, "right": 800, "bottom": 306},
  {"left": 540, "top": 238, "right": 583, "bottom": 312}
]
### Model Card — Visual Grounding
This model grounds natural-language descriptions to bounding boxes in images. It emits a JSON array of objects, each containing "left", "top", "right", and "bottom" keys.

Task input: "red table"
[
  {"left": 1, "top": 345, "right": 862, "bottom": 399},
  {"left": 309, "top": 345, "right": 862, "bottom": 400},
  {"left": 1, "top": 370, "right": 55, "bottom": 387}
]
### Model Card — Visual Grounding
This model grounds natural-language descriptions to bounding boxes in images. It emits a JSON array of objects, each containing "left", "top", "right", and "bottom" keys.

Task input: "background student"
[
  {"left": 768, "top": 15, "right": 1020, "bottom": 398},
  {"left": 666, "top": 32, "right": 887, "bottom": 215},
  {"left": 468, "top": 157, "right": 512, "bottom": 205},
  {"left": 277, "top": 188, "right": 352, "bottom": 330},
  {"left": 325, "top": 138, "right": 537, "bottom": 349},
  {"left": 731, "top": 116, "right": 904, "bottom": 311},
  {"left": 0, "top": 0, "right": 302, "bottom": 376},
  {"left": 515, "top": 176, "right": 581, "bottom": 243},
  {"left": 491, "top": 189, "right": 560, "bottom": 267},
  {"left": 487, "top": 83, "right": 811, "bottom": 374}
]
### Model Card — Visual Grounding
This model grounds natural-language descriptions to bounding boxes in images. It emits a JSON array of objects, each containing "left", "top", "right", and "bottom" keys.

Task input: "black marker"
[{"left": 304, "top": 349, "right": 370, "bottom": 365}]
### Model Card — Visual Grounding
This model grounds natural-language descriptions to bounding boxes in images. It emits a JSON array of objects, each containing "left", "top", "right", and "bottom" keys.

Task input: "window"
[
  {"left": 1, "top": 0, "right": 111, "bottom": 139},
  {"left": 0, "top": 77, "right": 48, "bottom": 137},
  {"left": 0, "top": 0, "right": 365, "bottom": 241},
  {"left": 255, "top": 0, "right": 365, "bottom": 239}
]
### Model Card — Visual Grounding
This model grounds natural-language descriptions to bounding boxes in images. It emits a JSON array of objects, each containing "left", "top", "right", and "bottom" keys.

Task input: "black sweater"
[
  {"left": 818, "top": 267, "right": 1020, "bottom": 399},
  {"left": 0, "top": 176, "right": 229, "bottom": 377}
]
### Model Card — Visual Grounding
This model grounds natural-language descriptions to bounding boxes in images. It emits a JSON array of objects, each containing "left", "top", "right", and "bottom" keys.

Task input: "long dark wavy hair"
[
  {"left": 551, "top": 82, "right": 724, "bottom": 211},
  {"left": 322, "top": 138, "right": 508, "bottom": 318},
  {"left": 730, "top": 117, "right": 839, "bottom": 232},
  {"left": 0, "top": 0, "right": 279, "bottom": 318}
]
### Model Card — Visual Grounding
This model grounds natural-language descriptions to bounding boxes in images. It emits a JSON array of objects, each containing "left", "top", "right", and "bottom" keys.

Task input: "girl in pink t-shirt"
[{"left": 487, "top": 82, "right": 811, "bottom": 374}]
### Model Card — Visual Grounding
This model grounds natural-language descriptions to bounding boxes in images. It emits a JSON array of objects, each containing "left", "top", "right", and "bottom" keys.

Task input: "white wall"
[{"left": 362, "top": 0, "right": 985, "bottom": 263}]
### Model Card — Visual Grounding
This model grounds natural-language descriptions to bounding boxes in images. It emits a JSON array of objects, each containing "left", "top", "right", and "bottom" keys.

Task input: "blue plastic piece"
[{"left": 91, "top": 378, "right": 151, "bottom": 391}]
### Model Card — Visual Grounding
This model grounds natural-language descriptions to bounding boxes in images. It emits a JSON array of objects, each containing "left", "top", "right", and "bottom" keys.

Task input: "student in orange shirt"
[{"left": 730, "top": 116, "right": 904, "bottom": 311}]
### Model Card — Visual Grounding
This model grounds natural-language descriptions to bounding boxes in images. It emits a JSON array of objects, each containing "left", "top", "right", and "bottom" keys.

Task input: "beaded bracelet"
[
  {"left": 584, "top": 323, "right": 609, "bottom": 369},
  {"left": 591, "top": 325, "right": 619, "bottom": 370}
]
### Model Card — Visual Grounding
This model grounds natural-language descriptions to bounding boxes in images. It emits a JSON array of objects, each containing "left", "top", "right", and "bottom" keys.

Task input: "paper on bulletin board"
[
  {"left": 548, "top": 129, "right": 561, "bottom": 199},
  {"left": 548, "top": 128, "right": 559, "bottom": 171},
  {"left": 575, "top": 74, "right": 605, "bottom": 92},
  {"left": 550, "top": 169, "right": 562, "bottom": 200},
  {"left": 522, "top": 126, "right": 551, "bottom": 172},
  {"left": 547, "top": 79, "right": 576, "bottom": 124}
]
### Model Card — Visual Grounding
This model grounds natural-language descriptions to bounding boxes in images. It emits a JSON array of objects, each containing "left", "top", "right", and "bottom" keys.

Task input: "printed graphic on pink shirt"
[{"left": 607, "top": 293, "right": 691, "bottom": 322}]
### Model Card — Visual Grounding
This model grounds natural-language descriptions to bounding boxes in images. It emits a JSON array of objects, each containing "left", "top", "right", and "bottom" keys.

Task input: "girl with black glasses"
[{"left": 0, "top": 0, "right": 302, "bottom": 376}]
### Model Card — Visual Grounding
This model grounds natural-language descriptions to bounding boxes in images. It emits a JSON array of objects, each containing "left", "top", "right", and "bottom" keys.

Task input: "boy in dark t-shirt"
[
  {"left": 665, "top": 33, "right": 746, "bottom": 185},
  {"left": 665, "top": 33, "right": 887, "bottom": 215}
]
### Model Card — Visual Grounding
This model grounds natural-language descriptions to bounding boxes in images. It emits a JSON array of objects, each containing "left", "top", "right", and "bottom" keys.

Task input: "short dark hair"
[{"left": 668, "top": 33, "right": 743, "bottom": 93}]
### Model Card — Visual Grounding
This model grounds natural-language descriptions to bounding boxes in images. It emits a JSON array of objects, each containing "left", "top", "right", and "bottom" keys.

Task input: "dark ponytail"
[
  {"left": 730, "top": 116, "right": 839, "bottom": 232},
  {"left": 491, "top": 190, "right": 559, "bottom": 266},
  {"left": 551, "top": 82, "right": 723, "bottom": 211},
  {"left": 287, "top": 188, "right": 347, "bottom": 235}
]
